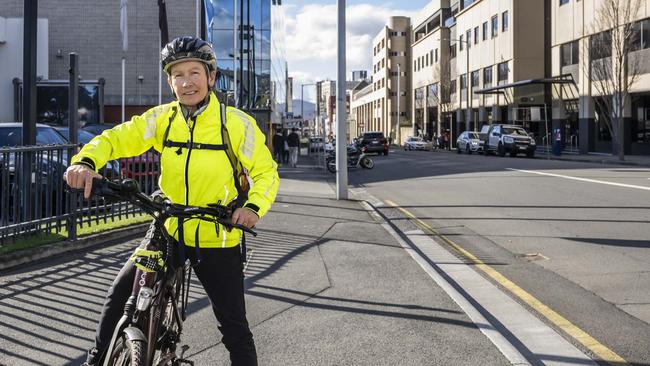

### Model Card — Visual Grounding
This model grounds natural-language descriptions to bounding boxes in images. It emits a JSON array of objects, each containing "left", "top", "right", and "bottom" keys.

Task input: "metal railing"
[{"left": 0, "top": 144, "right": 160, "bottom": 247}]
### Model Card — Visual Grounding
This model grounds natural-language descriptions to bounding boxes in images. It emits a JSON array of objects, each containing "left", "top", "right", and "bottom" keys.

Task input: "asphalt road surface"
[{"left": 349, "top": 148, "right": 650, "bottom": 365}]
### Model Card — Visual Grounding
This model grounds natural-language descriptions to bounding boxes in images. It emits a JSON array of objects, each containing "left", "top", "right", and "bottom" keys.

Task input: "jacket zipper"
[{"left": 183, "top": 115, "right": 195, "bottom": 205}]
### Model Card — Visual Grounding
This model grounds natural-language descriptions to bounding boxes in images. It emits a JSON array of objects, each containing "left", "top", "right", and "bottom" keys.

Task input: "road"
[{"left": 349, "top": 148, "right": 650, "bottom": 364}]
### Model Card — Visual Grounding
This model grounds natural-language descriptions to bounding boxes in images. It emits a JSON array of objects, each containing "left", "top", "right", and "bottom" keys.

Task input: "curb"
[{"left": 0, "top": 223, "right": 150, "bottom": 273}]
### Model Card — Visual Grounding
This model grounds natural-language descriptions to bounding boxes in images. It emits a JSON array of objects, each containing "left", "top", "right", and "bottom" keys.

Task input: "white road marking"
[{"left": 508, "top": 168, "right": 650, "bottom": 191}]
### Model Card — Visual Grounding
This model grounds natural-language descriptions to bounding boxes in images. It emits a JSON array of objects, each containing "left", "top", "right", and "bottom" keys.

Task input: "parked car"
[
  {"left": 0, "top": 123, "right": 72, "bottom": 217},
  {"left": 120, "top": 151, "right": 160, "bottom": 194},
  {"left": 456, "top": 131, "right": 484, "bottom": 154},
  {"left": 404, "top": 136, "right": 434, "bottom": 151},
  {"left": 359, "top": 131, "right": 389, "bottom": 156},
  {"left": 325, "top": 139, "right": 336, "bottom": 154},
  {"left": 309, "top": 137, "right": 324, "bottom": 152},
  {"left": 54, "top": 127, "right": 121, "bottom": 178},
  {"left": 81, "top": 123, "right": 115, "bottom": 136},
  {"left": 485, "top": 124, "right": 536, "bottom": 158}
]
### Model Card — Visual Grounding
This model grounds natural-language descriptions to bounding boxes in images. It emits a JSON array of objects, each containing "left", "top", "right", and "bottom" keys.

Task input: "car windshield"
[
  {"left": 0, "top": 126, "right": 68, "bottom": 147},
  {"left": 468, "top": 132, "right": 479, "bottom": 139},
  {"left": 409, "top": 137, "right": 422, "bottom": 142},
  {"left": 57, "top": 129, "right": 96, "bottom": 144},
  {"left": 502, "top": 127, "right": 528, "bottom": 136},
  {"left": 363, "top": 133, "right": 384, "bottom": 139}
]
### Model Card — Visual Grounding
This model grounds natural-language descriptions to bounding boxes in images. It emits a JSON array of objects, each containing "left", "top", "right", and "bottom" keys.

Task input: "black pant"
[{"left": 93, "top": 245, "right": 257, "bottom": 366}]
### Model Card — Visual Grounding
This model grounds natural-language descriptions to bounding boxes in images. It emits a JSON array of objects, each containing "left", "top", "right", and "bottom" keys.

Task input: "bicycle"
[{"left": 83, "top": 178, "right": 256, "bottom": 366}]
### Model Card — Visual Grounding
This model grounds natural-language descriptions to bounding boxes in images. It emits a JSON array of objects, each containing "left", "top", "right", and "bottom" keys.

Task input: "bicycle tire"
[{"left": 108, "top": 335, "right": 146, "bottom": 366}]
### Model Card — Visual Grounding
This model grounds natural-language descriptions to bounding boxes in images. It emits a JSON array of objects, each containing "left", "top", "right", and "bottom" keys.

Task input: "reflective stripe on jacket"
[{"left": 71, "top": 92, "right": 279, "bottom": 248}]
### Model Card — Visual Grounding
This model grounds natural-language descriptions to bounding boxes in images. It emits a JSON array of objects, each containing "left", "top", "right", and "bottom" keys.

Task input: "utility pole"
[{"left": 336, "top": 0, "right": 348, "bottom": 200}]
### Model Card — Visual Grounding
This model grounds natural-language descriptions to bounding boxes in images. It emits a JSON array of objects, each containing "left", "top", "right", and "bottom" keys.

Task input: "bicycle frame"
[{"left": 86, "top": 178, "right": 256, "bottom": 366}]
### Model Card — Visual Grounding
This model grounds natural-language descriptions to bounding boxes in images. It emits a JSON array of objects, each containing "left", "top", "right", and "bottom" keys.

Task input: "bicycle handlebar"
[{"left": 87, "top": 178, "right": 256, "bottom": 236}]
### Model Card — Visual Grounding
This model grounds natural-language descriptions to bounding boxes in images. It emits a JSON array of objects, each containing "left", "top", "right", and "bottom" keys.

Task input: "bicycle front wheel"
[{"left": 108, "top": 335, "right": 146, "bottom": 366}]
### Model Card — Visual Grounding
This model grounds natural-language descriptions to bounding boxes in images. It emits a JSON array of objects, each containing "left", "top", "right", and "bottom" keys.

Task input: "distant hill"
[{"left": 291, "top": 99, "right": 315, "bottom": 119}]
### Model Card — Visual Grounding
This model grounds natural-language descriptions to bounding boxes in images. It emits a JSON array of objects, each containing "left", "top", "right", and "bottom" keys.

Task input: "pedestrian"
[
  {"left": 273, "top": 128, "right": 285, "bottom": 164},
  {"left": 282, "top": 129, "right": 290, "bottom": 164},
  {"left": 65, "top": 36, "right": 279, "bottom": 366},
  {"left": 287, "top": 128, "right": 300, "bottom": 168}
]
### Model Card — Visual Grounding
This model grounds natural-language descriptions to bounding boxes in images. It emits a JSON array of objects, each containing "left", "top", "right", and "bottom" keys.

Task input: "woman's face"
[{"left": 167, "top": 60, "right": 216, "bottom": 108}]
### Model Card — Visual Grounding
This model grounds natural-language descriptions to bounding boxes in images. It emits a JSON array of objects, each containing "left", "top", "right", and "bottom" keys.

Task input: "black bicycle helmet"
[{"left": 160, "top": 36, "right": 217, "bottom": 75}]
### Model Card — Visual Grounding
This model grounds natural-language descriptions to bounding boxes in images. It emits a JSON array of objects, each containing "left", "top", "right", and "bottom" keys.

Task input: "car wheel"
[
  {"left": 510, "top": 150, "right": 517, "bottom": 158},
  {"left": 498, "top": 143, "right": 506, "bottom": 157},
  {"left": 466, "top": 145, "right": 472, "bottom": 155}
]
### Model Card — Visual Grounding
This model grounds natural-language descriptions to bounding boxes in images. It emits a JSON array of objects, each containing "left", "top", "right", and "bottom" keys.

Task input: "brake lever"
[{"left": 219, "top": 218, "right": 257, "bottom": 236}]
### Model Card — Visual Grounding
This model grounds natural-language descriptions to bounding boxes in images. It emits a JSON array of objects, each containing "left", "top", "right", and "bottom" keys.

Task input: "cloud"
[{"left": 285, "top": 3, "right": 416, "bottom": 101}]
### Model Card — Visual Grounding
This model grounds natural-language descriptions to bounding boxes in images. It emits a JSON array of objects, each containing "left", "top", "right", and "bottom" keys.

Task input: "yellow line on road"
[{"left": 384, "top": 199, "right": 628, "bottom": 365}]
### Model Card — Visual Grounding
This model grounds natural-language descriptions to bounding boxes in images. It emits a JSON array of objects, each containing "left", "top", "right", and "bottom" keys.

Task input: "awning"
[{"left": 475, "top": 74, "right": 576, "bottom": 95}]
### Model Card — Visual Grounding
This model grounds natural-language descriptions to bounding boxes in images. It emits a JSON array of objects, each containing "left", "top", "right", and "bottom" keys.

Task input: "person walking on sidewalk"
[
  {"left": 273, "top": 128, "right": 285, "bottom": 164},
  {"left": 64, "top": 36, "right": 279, "bottom": 366},
  {"left": 287, "top": 128, "right": 300, "bottom": 168}
]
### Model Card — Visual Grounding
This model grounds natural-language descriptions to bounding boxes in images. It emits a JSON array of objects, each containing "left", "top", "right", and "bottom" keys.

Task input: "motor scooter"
[{"left": 325, "top": 144, "right": 374, "bottom": 173}]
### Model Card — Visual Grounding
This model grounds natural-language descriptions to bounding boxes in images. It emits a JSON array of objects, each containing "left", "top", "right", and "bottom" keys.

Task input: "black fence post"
[{"left": 67, "top": 53, "right": 79, "bottom": 240}]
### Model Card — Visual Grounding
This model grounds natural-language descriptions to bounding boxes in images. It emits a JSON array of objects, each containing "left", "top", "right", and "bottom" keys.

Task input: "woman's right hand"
[{"left": 64, "top": 165, "right": 102, "bottom": 199}]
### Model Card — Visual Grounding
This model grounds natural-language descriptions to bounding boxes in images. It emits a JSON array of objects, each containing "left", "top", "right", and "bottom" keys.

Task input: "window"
[
  {"left": 474, "top": 26, "right": 479, "bottom": 44},
  {"left": 560, "top": 0, "right": 569, "bottom": 5},
  {"left": 560, "top": 40, "right": 579, "bottom": 67},
  {"left": 491, "top": 15, "right": 498, "bottom": 38},
  {"left": 414, "top": 60, "right": 417, "bottom": 71},
  {"left": 460, "top": 35, "right": 464, "bottom": 50},
  {"left": 631, "top": 18, "right": 650, "bottom": 50},
  {"left": 426, "top": 53, "right": 429, "bottom": 66},
  {"left": 450, "top": 79, "right": 457, "bottom": 95},
  {"left": 483, "top": 66, "right": 493, "bottom": 87},
  {"left": 430, "top": 50, "right": 434, "bottom": 64},
  {"left": 471, "top": 70, "right": 479, "bottom": 88},
  {"left": 590, "top": 31, "right": 612, "bottom": 59},
  {"left": 435, "top": 48, "right": 438, "bottom": 63},
  {"left": 450, "top": 44, "right": 457, "bottom": 59},
  {"left": 502, "top": 11, "right": 509, "bottom": 32},
  {"left": 498, "top": 61, "right": 509, "bottom": 83},
  {"left": 483, "top": 21, "right": 488, "bottom": 41},
  {"left": 466, "top": 30, "right": 472, "bottom": 49},
  {"left": 460, "top": 74, "right": 468, "bottom": 90}
]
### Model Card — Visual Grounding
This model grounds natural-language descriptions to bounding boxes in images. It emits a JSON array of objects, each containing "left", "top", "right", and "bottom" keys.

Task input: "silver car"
[{"left": 456, "top": 131, "right": 484, "bottom": 154}]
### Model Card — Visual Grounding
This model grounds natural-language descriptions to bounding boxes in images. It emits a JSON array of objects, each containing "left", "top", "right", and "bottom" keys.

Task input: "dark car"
[
  {"left": 54, "top": 127, "right": 121, "bottom": 178},
  {"left": 0, "top": 123, "right": 73, "bottom": 217},
  {"left": 359, "top": 131, "right": 389, "bottom": 156},
  {"left": 82, "top": 123, "right": 115, "bottom": 136}
]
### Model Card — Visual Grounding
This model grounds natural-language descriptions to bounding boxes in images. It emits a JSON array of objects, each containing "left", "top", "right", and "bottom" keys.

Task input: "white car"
[{"left": 404, "top": 136, "right": 433, "bottom": 151}]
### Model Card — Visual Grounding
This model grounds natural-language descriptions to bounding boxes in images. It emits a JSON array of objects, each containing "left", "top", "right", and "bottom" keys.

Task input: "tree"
[{"left": 585, "top": 0, "right": 642, "bottom": 160}]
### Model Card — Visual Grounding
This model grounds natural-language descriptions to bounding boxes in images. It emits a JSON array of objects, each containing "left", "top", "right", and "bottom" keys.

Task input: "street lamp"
[
  {"left": 440, "top": 37, "right": 471, "bottom": 134},
  {"left": 396, "top": 63, "right": 402, "bottom": 145}
]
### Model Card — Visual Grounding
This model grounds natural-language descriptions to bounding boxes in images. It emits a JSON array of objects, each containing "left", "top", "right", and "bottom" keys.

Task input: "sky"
[{"left": 284, "top": 0, "right": 430, "bottom": 102}]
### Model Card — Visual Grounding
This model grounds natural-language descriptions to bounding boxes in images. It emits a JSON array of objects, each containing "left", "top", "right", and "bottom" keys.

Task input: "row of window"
[
  {"left": 560, "top": 18, "right": 650, "bottom": 68},
  {"left": 457, "top": 62, "right": 509, "bottom": 92},
  {"left": 389, "top": 31, "right": 408, "bottom": 37},
  {"left": 413, "top": 48, "right": 439, "bottom": 72},
  {"left": 459, "top": 11, "right": 508, "bottom": 51}
]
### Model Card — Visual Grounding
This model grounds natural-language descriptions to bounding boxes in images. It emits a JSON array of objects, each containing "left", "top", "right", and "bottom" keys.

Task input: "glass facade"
[{"left": 209, "top": 0, "right": 286, "bottom": 125}]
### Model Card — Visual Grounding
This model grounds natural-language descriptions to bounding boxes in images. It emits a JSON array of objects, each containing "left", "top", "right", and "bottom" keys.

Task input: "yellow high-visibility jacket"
[{"left": 71, "top": 92, "right": 279, "bottom": 248}]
